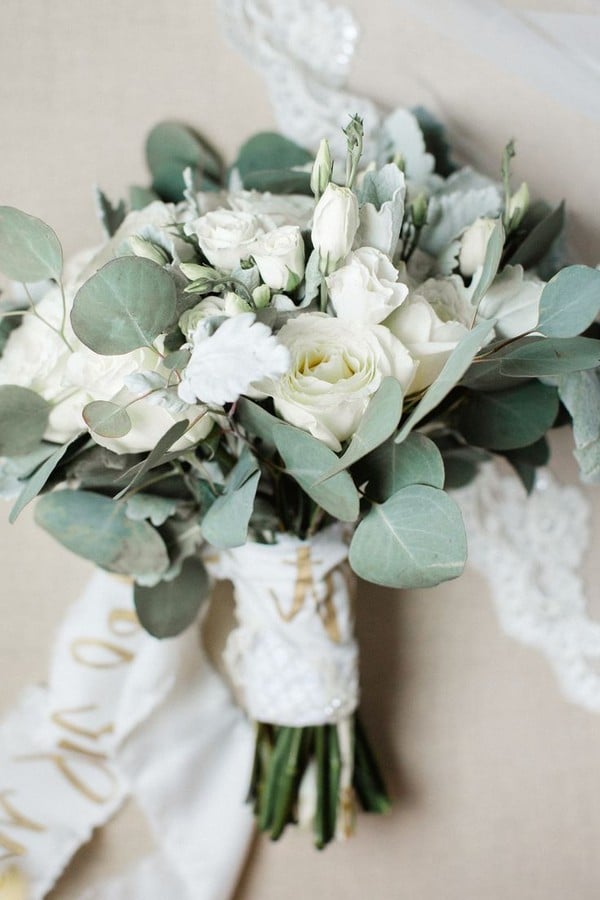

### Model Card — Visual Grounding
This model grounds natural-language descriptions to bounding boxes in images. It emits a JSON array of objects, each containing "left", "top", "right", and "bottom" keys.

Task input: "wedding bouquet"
[{"left": 1, "top": 108, "right": 599, "bottom": 849}]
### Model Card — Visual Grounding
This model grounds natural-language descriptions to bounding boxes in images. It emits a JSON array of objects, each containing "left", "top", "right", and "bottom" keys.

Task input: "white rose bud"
[
  {"left": 184, "top": 209, "right": 264, "bottom": 271},
  {"left": 458, "top": 217, "right": 497, "bottom": 277},
  {"left": 127, "top": 236, "right": 169, "bottom": 265},
  {"left": 310, "top": 138, "right": 333, "bottom": 200},
  {"left": 311, "top": 184, "right": 359, "bottom": 273},
  {"left": 507, "top": 181, "right": 529, "bottom": 230},
  {"left": 252, "top": 225, "right": 306, "bottom": 291}
]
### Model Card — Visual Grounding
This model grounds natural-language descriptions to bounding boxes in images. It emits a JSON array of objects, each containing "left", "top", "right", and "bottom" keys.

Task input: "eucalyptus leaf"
[
  {"left": 0, "top": 385, "right": 50, "bottom": 456},
  {"left": 358, "top": 431, "right": 444, "bottom": 502},
  {"left": 114, "top": 419, "right": 190, "bottom": 500},
  {"left": 557, "top": 369, "right": 600, "bottom": 484},
  {"left": 83, "top": 400, "right": 132, "bottom": 438},
  {"left": 35, "top": 490, "right": 169, "bottom": 577},
  {"left": 499, "top": 336, "right": 600, "bottom": 377},
  {"left": 129, "top": 185, "right": 161, "bottom": 210},
  {"left": 146, "top": 122, "right": 222, "bottom": 202},
  {"left": 241, "top": 169, "right": 312, "bottom": 195},
  {"left": 94, "top": 188, "right": 126, "bottom": 238},
  {"left": 456, "top": 381, "right": 559, "bottom": 450},
  {"left": 201, "top": 470, "right": 260, "bottom": 548},
  {"left": 237, "top": 397, "right": 279, "bottom": 449},
  {"left": 0, "top": 207, "right": 63, "bottom": 282},
  {"left": 134, "top": 556, "right": 209, "bottom": 638},
  {"left": 273, "top": 424, "right": 360, "bottom": 522},
  {"left": 71, "top": 257, "right": 177, "bottom": 354},
  {"left": 396, "top": 319, "right": 496, "bottom": 443},
  {"left": 349, "top": 485, "right": 467, "bottom": 588},
  {"left": 234, "top": 132, "right": 312, "bottom": 181},
  {"left": 508, "top": 201, "right": 565, "bottom": 269},
  {"left": 537, "top": 266, "right": 600, "bottom": 338},
  {"left": 470, "top": 219, "right": 504, "bottom": 307},
  {"left": 9, "top": 434, "right": 84, "bottom": 522},
  {"left": 125, "top": 493, "right": 178, "bottom": 526},
  {"left": 319, "top": 378, "right": 403, "bottom": 481}
]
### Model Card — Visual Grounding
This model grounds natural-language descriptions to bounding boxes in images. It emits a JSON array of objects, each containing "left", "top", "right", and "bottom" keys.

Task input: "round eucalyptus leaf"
[
  {"left": 146, "top": 122, "right": 222, "bottom": 201},
  {"left": 35, "top": 489, "right": 169, "bottom": 578},
  {"left": 0, "top": 206, "right": 63, "bottom": 282},
  {"left": 457, "top": 381, "right": 559, "bottom": 450},
  {"left": 0, "top": 385, "right": 50, "bottom": 456},
  {"left": 234, "top": 132, "right": 313, "bottom": 180},
  {"left": 83, "top": 400, "right": 132, "bottom": 438},
  {"left": 538, "top": 265, "right": 600, "bottom": 338},
  {"left": 71, "top": 257, "right": 177, "bottom": 354},
  {"left": 349, "top": 485, "right": 467, "bottom": 589},
  {"left": 134, "top": 556, "right": 209, "bottom": 638}
]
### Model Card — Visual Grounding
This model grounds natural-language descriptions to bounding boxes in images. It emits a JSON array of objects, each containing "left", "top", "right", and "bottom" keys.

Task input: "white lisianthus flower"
[
  {"left": 228, "top": 190, "right": 315, "bottom": 230},
  {"left": 178, "top": 313, "right": 290, "bottom": 407},
  {"left": 477, "top": 265, "right": 543, "bottom": 338},
  {"left": 184, "top": 209, "right": 264, "bottom": 271},
  {"left": 178, "top": 293, "right": 252, "bottom": 339},
  {"left": 458, "top": 217, "right": 497, "bottom": 276},
  {"left": 311, "top": 184, "right": 359, "bottom": 270},
  {"left": 264, "top": 313, "right": 415, "bottom": 451},
  {"left": 252, "top": 225, "right": 305, "bottom": 291},
  {"left": 385, "top": 294, "right": 469, "bottom": 393},
  {"left": 326, "top": 247, "right": 408, "bottom": 325}
]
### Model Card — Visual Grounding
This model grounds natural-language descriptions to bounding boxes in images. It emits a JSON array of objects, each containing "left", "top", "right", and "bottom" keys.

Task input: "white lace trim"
[{"left": 457, "top": 464, "right": 600, "bottom": 712}]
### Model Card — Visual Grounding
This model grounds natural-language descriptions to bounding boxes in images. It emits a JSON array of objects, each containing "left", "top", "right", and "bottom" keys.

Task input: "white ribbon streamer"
[{"left": 0, "top": 572, "right": 254, "bottom": 900}]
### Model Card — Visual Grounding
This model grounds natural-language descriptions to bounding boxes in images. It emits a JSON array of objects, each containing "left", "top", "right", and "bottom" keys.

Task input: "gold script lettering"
[
  {"left": 51, "top": 706, "right": 113, "bottom": 742},
  {"left": 70, "top": 638, "right": 134, "bottom": 669},
  {"left": 0, "top": 792, "right": 45, "bottom": 862},
  {"left": 18, "top": 743, "right": 118, "bottom": 805},
  {"left": 108, "top": 608, "right": 139, "bottom": 638}
]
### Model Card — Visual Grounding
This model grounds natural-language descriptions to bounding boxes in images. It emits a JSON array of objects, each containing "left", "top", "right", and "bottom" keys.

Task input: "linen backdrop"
[{"left": 0, "top": 1, "right": 599, "bottom": 897}]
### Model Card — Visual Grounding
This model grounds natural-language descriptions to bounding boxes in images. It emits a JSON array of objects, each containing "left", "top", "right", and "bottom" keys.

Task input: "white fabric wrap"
[{"left": 207, "top": 525, "right": 360, "bottom": 727}]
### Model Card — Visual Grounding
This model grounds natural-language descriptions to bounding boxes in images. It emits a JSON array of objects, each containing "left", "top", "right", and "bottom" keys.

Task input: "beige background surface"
[{"left": 1, "top": 1, "right": 600, "bottom": 898}]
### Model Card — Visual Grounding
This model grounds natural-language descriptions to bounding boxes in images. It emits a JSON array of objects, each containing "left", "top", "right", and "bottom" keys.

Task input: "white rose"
[
  {"left": 184, "top": 209, "right": 264, "bottom": 271},
  {"left": 385, "top": 295, "right": 469, "bottom": 393},
  {"left": 179, "top": 313, "right": 290, "bottom": 407},
  {"left": 228, "top": 190, "right": 314, "bottom": 230},
  {"left": 252, "top": 225, "right": 305, "bottom": 291},
  {"left": 458, "top": 217, "right": 497, "bottom": 277},
  {"left": 477, "top": 265, "right": 543, "bottom": 338},
  {"left": 311, "top": 184, "right": 359, "bottom": 269},
  {"left": 326, "top": 247, "right": 408, "bottom": 325},
  {"left": 265, "top": 313, "right": 415, "bottom": 451}
]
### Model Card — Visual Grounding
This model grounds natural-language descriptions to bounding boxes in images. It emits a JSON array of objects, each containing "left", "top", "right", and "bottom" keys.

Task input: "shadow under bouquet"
[{"left": 1, "top": 110, "right": 599, "bottom": 848}]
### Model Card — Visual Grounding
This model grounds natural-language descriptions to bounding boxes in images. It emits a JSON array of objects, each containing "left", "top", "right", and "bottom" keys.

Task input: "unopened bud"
[
  {"left": 507, "top": 181, "right": 529, "bottom": 231},
  {"left": 310, "top": 139, "right": 333, "bottom": 200},
  {"left": 128, "top": 236, "right": 169, "bottom": 265},
  {"left": 252, "top": 284, "right": 271, "bottom": 308},
  {"left": 410, "top": 193, "right": 428, "bottom": 228}
]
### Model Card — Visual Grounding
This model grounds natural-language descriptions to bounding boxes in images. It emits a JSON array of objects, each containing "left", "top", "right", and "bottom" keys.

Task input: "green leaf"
[
  {"left": 9, "top": 434, "right": 84, "bottom": 522},
  {"left": 134, "top": 556, "right": 209, "bottom": 638},
  {"left": 319, "top": 378, "right": 403, "bottom": 482},
  {"left": 129, "top": 185, "right": 161, "bottom": 210},
  {"left": 470, "top": 219, "right": 504, "bottom": 307},
  {"left": 71, "top": 257, "right": 177, "bottom": 354},
  {"left": 456, "top": 381, "right": 559, "bottom": 450},
  {"left": 0, "top": 385, "right": 50, "bottom": 456},
  {"left": 124, "top": 493, "right": 178, "bottom": 526},
  {"left": 537, "top": 266, "right": 600, "bottom": 338},
  {"left": 273, "top": 424, "right": 360, "bottom": 522},
  {"left": 236, "top": 397, "right": 280, "bottom": 449},
  {"left": 349, "top": 485, "right": 467, "bottom": 588},
  {"left": 146, "top": 122, "right": 222, "bottom": 202},
  {"left": 201, "top": 470, "right": 260, "bottom": 549},
  {"left": 0, "top": 207, "right": 63, "bottom": 282},
  {"left": 358, "top": 431, "right": 444, "bottom": 502},
  {"left": 94, "top": 187, "right": 126, "bottom": 238},
  {"left": 241, "top": 169, "right": 312, "bottom": 195},
  {"left": 83, "top": 400, "right": 132, "bottom": 438},
  {"left": 499, "top": 336, "right": 600, "bottom": 377},
  {"left": 508, "top": 201, "right": 565, "bottom": 269},
  {"left": 35, "top": 490, "right": 169, "bottom": 577},
  {"left": 0, "top": 310, "right": 23, "bottom": 355},
  {"left": 396, "top": 320, "right": 496, "bottom": 443},
  {"left": 114, "top": 419, "right": 190, "bottom": 500},
  {"left": 557, "top": 369, "right": 600, "bottom": 484},
  {"left": 234, "top": 132, "right": 312, "bottom": 183}
]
